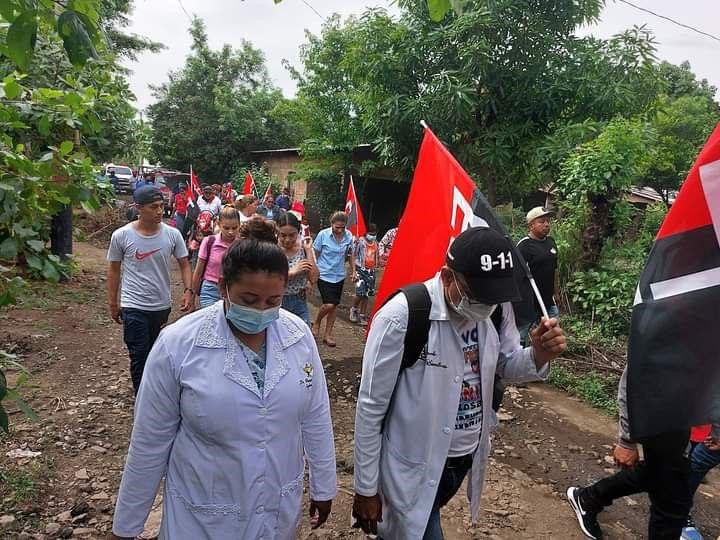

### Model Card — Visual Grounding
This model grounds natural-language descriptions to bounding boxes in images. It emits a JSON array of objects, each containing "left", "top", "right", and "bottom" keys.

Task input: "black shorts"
[{"left": 317, "top": 278, "right": 344, "bottom": 305}]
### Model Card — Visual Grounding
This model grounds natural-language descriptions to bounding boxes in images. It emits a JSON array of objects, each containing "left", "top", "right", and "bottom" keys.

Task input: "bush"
[{"left": 567, "top": 267, "right": 637, "bottom": 336}]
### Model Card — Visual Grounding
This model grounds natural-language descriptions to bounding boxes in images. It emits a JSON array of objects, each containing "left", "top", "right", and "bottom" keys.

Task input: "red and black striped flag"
[{"left": 628, "top": 123, "right": 720, "bottom": 439}]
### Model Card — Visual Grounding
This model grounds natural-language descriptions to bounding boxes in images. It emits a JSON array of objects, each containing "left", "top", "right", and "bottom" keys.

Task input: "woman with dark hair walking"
[
  {"left": 277, "top": 212, "right": 318, "bottom": 324},
  {"left": 111, "top": 219, "right": 336, "bottom": 540}
]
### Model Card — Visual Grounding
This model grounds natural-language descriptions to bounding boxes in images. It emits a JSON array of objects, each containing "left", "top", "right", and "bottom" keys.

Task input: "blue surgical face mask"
[
  {"left": 366, "top": 234, "right": 376, "bottom": 242},
  {"left": 225, "top": 286, "right": 280, "bottom": 334}
]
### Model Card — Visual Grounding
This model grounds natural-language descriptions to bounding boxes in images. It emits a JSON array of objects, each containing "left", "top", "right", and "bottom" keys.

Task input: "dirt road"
[{"left": 1, "top": 241, "right": 718, "bottom": 539}]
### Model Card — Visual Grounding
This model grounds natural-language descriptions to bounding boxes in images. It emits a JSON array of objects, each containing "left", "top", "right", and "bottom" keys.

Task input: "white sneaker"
[{"left": 349, "top": 307, "right": 359, "bottom": 323}]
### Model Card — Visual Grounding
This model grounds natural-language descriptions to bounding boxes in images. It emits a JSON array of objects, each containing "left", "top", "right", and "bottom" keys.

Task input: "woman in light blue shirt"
[
  {"left": 111, "top": 219, "right": 337, "bottom": 540},
  {"left": 313, "top": 211, "right": 354, "bottom": 347}
]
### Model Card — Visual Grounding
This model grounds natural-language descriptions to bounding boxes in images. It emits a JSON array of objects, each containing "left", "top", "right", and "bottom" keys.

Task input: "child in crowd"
[{"left": 350, "top": 223, "right": 379, "bottom": 326}]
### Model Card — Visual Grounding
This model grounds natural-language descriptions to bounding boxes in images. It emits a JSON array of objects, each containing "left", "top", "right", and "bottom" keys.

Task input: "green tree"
[
  {"left": 641, "top": 95, "right": 718, "bottom": 205},
  {"left": 147, "top": 18, "right": 299, "bottom": 181},
  {"left": 293, "top": 1, "right": 661, "bottom": 204},
  {"left": 556, "top": 118, "right": 656, "bottom": 268}
]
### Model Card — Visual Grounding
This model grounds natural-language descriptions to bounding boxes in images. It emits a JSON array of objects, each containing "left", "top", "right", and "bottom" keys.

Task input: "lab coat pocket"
[
  {"left": 278, "top": 471, "right": 304, "bottom": 534},
  {"left": 168, "top": 487, "right": 249, "bottom": 539},
  {"left": 380, "top": 443, "right": 426, "bottom": 513}
]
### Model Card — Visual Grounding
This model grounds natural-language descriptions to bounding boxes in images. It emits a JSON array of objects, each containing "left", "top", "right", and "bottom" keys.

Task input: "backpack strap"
[
  {"left": 200, "top": 234, "right": 216, "bottom": 282},
  {"left": 399, "top": 283, "right": 433, "bottom": 370}
]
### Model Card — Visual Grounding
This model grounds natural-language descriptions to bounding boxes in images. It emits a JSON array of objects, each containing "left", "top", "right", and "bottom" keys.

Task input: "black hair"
[
  {"left": 276, "top": 212, "right": 301, "bottom": 231},
  {"left": 367, "top": 222, "right": 378, "bottom": 234},
  {"left": 222, "top": 218, "right": 288, "bottom": 285}
]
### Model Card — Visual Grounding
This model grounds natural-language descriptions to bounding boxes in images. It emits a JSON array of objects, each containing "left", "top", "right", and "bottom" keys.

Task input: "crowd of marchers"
[{"left": 105, "top": 183, "right": 718, "bottom": 540}]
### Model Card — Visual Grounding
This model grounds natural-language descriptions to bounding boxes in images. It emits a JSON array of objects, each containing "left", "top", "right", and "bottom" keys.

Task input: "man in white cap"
[{"left": 517, "top": 206, "right": 559, "bottom": 342}]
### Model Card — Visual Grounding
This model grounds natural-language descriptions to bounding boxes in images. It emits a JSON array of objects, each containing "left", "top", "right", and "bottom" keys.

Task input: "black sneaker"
[{"left": 566, "top": 487, "right": 603, "bottom": 539}]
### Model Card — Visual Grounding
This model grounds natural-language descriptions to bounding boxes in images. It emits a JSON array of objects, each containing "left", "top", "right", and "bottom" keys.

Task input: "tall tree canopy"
[
  {"left": 293, "top": 0, "right": 667, "bottom": 203},
  {"left": 147, "top": 19, "right": 300, "bottom": 181}
]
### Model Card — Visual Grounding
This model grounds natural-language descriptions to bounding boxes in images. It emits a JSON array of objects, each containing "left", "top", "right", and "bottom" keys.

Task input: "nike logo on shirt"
[{"left": 135, "top": 248, "right": 161, "bottom": 261}]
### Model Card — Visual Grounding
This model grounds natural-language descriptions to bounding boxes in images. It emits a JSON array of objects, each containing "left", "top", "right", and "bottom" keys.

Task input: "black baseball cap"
[
  {"left": 133, "top": 185, "right": 163, "bottom": 205},
  {"left": 446, "top": 226, "right": 520, "bottom": 304}
]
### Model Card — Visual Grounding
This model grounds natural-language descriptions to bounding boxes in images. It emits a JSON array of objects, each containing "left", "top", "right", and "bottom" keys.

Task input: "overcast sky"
[{"left": 123, "top": 0, "right": 720, "bottom": 111}]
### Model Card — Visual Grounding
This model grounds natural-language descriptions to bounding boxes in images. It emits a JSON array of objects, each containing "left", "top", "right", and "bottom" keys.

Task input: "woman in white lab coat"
[{"left": 111, "top": 219, "right": 337, "bottom": 540}]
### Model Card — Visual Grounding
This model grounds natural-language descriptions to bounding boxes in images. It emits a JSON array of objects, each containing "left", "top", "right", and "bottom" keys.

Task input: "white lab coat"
[
  {"left": 354, "top": 275, "right": 548, "bottom": 539},
  {"left": 112, "top": 302, "right": 337, "bottom": 539}
]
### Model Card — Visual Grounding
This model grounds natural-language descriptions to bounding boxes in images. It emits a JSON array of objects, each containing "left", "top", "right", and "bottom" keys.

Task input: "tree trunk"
[
  {"left": 579, "top": 194, "right": 611, "bottom": 270},
  {"left": 50, "top": 205, "right": 73, "bottom": 261},
  {"left": 485, "top": 175, "right": 497, "bottom": 207}
]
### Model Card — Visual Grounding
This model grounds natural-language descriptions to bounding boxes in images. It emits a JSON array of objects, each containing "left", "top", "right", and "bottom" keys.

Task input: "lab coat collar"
[
  {"left": 196, "top": 303, "right": 307, "bottom": 399},
  {"left": 194, "top": 302, "right": 306, "bottom": 350},
  {"left": 427, "top": 274, "right": 452, "bottom": 322}
]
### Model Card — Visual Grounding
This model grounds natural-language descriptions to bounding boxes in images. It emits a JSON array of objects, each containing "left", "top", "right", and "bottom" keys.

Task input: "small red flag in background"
[
  {"left": 628, "top": 122, "right": 720, "bottom": 439},
  {"left": 188, "top": 166, "right": 202, "bottom": 202},
  {"left": 243, "top": 172, "right": 258, "bottom": 197},
  {"left": 345, "top": 177, "right": 366, "bottom": 238}
]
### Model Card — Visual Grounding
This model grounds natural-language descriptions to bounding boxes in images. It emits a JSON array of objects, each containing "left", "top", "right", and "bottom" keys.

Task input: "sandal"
[{"left": 323, "top": 337, "right": 337, "bottom": 347}]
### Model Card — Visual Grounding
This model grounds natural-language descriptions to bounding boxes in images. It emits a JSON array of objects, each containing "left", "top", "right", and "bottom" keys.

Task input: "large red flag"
[
  {"left": 242, "top": 172, "right": 257, "bottom": 197},
  {"left": 374, "top": 127, "right": 534, "bottom": 317},
  {"left": 628, "top": 122, "right": 720, "bottom": 439},
  {"left": 345, "top": 177, "right": 367, "bottom": 238}
]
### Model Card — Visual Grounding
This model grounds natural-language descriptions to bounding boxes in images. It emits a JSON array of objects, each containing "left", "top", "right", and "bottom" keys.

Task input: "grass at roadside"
[
  {"left": 548, "top": 365, "right": 619, "bottom": 416},
  {"left": 0, "top": 457, "right": 56, "bottom": 512}
]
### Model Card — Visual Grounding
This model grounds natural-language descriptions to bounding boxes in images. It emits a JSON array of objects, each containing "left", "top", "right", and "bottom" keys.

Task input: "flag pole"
[{"left": 416, "top": 120, "right": 551, "bottom": 321}]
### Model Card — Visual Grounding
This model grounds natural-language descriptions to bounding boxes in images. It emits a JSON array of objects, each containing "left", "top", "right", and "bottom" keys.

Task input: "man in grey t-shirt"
[{"left": 107, "top": 186, "right": 194, "bottom": 393}]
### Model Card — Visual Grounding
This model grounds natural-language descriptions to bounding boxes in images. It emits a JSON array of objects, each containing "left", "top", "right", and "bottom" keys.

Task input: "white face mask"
[{"left": 450, "top": 274, "right": 497, "bottom": 321}]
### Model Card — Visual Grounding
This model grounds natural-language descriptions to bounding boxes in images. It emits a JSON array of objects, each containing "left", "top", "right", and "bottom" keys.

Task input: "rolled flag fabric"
[{"left": 628, "top": 122, "right": 720, "bottom": 439}]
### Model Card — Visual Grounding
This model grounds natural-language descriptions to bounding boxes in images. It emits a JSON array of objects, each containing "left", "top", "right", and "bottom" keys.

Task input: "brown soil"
[{"left": 0, "top": 241, "right": 718, "bottom": 539}]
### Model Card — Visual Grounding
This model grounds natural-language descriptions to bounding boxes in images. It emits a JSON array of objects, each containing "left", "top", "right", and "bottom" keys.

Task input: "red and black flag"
[
  {"left": 345, "top": 176, "right": 367, "bottom": 239},
  {"left": 242, "top": 172, "right": 258, "bottom": 198},
  {"left": 628, "top": 123, "right": 720, "bottom": 439},
  {"left": 374, "top": 126, "right": 535, "bottom": 319}
]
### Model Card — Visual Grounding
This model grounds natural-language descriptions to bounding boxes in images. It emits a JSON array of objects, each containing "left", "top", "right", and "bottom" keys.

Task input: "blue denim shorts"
[{"left": 199, "top": 280, "right": 221, "bottom": 308}]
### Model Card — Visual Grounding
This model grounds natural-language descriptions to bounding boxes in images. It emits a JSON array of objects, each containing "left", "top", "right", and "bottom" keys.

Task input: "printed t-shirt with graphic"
[
  {"left": 107, "top": 222, "right": 188, "bottom": 311},
  {"left": 448, "top": 317, "right": 483, "bottom": 457},
  {"left": 239, "top": 340, "right": 267, "bottom": 395},
  {"left": 196, "top": 195, "right": 223, "bottom": 217},
  {"left": 198, "top": 234, "right": 233, "bottom": 284},
  {"left": 517, "top": 235, "right": 558, "bottom": 307},
  {"left": 286, "top": 248, "right": 308, "bottom": 295}
]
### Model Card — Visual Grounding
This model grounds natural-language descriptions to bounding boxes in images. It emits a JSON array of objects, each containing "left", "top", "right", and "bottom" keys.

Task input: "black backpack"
[{"left": 389, "top": 283, "right": 507, "bottom": 412}]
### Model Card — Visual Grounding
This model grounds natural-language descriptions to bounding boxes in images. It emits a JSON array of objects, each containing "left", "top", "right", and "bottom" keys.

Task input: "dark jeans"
[
  {"left": 689, "top": 442, "right": 720, "bottom": 498},
  {"left": 122, "top": 307, "right": 170, "bottom": 394},
  {"left": 580, "top": 430, "right": 691, "bottom": 540},
  {"left": 422, "top": 454, "right": 474, "bottom": 540}
]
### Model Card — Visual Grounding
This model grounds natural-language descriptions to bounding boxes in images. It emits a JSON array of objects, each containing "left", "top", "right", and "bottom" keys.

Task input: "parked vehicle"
[{"left": 103, "top": 164, "right": 134, "bottom": 193}]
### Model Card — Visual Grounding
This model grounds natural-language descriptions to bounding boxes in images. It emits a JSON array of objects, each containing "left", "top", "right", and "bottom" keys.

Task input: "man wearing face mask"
[{"left": 352, "top": 226, "right": 567, "bottom": 539}]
